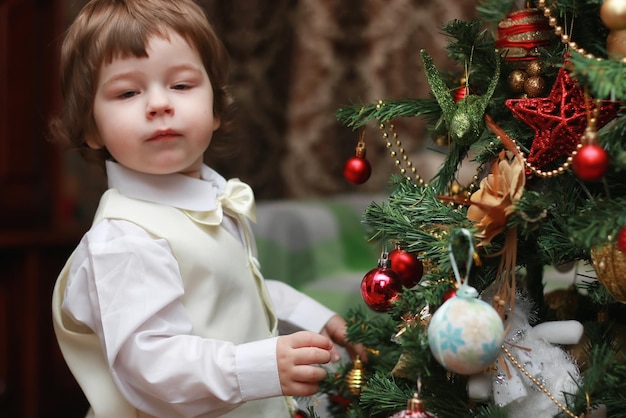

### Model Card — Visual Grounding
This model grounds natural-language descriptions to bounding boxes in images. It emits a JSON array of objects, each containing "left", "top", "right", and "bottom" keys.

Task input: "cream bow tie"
[{"left": 185, "top": 178, "right": 256, "bottom": 225}]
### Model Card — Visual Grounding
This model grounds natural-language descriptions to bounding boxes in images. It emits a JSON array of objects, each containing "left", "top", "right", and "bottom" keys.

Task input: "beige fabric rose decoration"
[{"left": 468, "top": 118, "right": 526, "bottom": 247}]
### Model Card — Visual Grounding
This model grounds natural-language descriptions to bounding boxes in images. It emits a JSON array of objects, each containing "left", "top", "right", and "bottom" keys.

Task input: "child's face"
[{"left": 88, "top": 30, "right": 220, "bottom": 178}]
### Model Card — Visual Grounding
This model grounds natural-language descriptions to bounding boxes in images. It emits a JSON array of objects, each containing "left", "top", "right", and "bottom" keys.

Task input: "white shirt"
[{"left": 62, "top": 161, "right": 336, "bottom": 417}]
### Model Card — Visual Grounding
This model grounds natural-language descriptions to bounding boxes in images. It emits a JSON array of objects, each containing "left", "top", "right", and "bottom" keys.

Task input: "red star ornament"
[{"left": 506, "top": 67, "right": 620, "bottom": 172}]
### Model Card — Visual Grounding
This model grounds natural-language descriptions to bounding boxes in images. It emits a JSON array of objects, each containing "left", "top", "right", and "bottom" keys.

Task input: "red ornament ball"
[
  {"left": 361, "top": 266, "right": 402, "bottom": 312},
  {"left": 454, "top": 85, "right": 470, "bottom": 102},
  {"left": 617, "top": 226, "right": 626, "bottom": 254},
  {"left": 443, "top": 288, "right": 457, "bottom": 302},
  {"left": 573, "top": 144, "right": 610, "bottom": 181},
  {"left": 389, "top": 249, "right": 424, "bottom": 288},
  {"left": 343, "top": 156, "right": 371, "bottom": 184}
]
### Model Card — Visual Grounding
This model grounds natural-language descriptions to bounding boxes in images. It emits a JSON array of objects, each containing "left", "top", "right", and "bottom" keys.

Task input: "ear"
[
  {"left": 212, "top": 114, "right": 221, "bottom": 132},
  {"left": 85, "top": 132, "right": 104, "bottom": 150}
]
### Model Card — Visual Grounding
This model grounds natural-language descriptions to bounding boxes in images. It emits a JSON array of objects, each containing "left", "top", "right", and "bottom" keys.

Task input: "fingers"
[
  {"left": 347, "top": 342, "right": 368, "bottom": 363},
  {"left": 278, "top": 331, "right": 333, "bottom": 365},
  {"left": 323, "top": 315, "right": 347, "bottom": 345},
  {"left": 322, "top": 315, "right": 368, "bottom": 362},
  {"left": 289, "top": 330, "right": 333, "bottom": 351},
  {"left": 279, "top": 363, "right": 328, "bottom": 397},
  {"left": 329, "top": 345, "right": 342, "bottom": 363},
  {"left": 277, "top": 331, "right": 333, "bottom": 396}
]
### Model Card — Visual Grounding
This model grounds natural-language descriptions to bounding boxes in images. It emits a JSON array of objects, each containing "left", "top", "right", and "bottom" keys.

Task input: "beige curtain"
[{"left": 203, "top": 0, "right": 479, "bottom": 199}]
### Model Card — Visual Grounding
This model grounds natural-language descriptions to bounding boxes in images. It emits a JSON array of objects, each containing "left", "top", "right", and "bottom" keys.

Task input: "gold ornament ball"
[
  {"left": 601, "top": 0, "right": 626, "bottom": 30},
  {"left": 524, "top": 75, "right": 546, "bottom": 97},
  {"left": 607, "top": 28, "right": 626, "bottom": 58},
  {"left": 507, "top": 69, "right": 527, "bottom": 93},
  {"left": 525, "top": 60, "right": 545, "bottom": 77},
  {"left": 345, "top": 357, "right": 365, "bottom": 396},
  {"left": 591, "top": 242, "right": 626, "bottom": 303},
  {"left": 434, "top": 134, "right": 449, "bottom": 147}
]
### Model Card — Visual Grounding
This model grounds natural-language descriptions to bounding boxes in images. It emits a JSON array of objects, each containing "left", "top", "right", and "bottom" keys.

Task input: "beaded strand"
[
  {"left": 378, "top": 121, "right": 426, "bottom": 186},
  {"left": 537, "top": 0, "right": 626, "bottom": 65},
  {"left": 501, "top": 345, "right": 585, "bottom": 418}
]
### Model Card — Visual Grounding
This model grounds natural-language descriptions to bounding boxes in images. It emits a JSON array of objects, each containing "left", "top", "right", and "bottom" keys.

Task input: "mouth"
[{"left": 147, "top": 129, "right": 181, "bottom": 142}]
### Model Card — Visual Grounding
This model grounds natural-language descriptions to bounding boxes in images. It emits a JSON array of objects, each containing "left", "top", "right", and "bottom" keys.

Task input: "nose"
[{"left": 146, "top": 89, "right": 173, "bottom": 118}]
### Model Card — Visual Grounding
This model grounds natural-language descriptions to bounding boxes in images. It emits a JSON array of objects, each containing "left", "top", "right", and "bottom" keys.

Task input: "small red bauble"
[
  {"left": 443, "top": 288, "right": 457, "bottom": 302},
  {"left": 572, "top": 144, "right": 610, "bottom": 181},
  {"left": 617, "top": 226, "right": 626, "bottom": 254},
  {"left": 361, "top": 265, "right": 402, "bottom": 312},
  {"left": 454, "top": 85, "right": 470, "bottom": 102},
  {"left": 389, "top": 249, "right": 424, "bottom": 288},
  {"left": 343, "top": 156, "right": 371, "bottom": 185}
]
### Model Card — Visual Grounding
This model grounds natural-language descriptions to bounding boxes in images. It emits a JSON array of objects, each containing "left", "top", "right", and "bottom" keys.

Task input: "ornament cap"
[
  {"left": 378, "top": 251, "right": 392, "bottom": 269},
  {"left": 407, "top": 393, "right": 426, "bottom": 412}
]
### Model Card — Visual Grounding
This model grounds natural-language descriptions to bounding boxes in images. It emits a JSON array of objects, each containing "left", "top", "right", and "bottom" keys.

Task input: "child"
[{"left": 50, "top": 1, "right": 362, "bottom": 417}]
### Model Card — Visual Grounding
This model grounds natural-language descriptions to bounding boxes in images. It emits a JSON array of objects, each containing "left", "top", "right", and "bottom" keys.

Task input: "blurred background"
[{"left": 0, "top": 0, "right": 478, "bottom": 416}]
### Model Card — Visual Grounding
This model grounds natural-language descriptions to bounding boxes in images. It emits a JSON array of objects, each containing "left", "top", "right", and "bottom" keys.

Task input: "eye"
[
  {"left": 118, "top": 90, "right": 138, "bottom": 99},
  {"left": 172, "top": 83, "right": 191, "bottom": 90}
]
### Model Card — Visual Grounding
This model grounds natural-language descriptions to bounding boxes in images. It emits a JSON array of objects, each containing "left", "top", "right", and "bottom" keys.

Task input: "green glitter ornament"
[{"left": 420, "top": 49, "right": 500, "bottom": 146}]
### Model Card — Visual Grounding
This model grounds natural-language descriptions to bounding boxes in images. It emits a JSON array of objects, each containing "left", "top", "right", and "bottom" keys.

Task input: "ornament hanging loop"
[
  {"left": 355, "top": 129, "right": 366, "bottom": 157},
  {"left": 448, "top": 228, "right": 478, "bottom": 298},
  {"left": 581, "top": 98, "right": 600, "bottom": 146}
]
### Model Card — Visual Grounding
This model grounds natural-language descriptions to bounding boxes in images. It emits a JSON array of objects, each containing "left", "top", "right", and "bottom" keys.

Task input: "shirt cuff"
[{"left": 235, "top": 337, "right": 282, "bottom": 400}]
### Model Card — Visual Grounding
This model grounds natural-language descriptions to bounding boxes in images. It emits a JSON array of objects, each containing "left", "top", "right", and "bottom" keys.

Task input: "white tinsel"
[
  {"left": 466, "top": 292, "right": 584, "bottom": 417},
  {"left": 493, "top": 294, "right": 583, "bottom": 418}
]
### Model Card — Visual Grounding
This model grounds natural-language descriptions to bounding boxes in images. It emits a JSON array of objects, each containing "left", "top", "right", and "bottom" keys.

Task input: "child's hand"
[
  {"left": 276, "top": 331, "right": 333, "bottom": 396},
  {"left": 321, "top": 314, "right": 367, "bottom": 363}
]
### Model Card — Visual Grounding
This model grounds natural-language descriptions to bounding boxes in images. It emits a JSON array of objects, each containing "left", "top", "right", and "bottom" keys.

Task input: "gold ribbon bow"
[{"left": 185, "top": 178, "right": 256, "bottom": 225}]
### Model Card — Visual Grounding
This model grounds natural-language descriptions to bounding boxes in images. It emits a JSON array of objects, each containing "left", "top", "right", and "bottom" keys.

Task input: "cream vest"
[{"left": 52, "top": 189, "right": 291, "bottom": 418}]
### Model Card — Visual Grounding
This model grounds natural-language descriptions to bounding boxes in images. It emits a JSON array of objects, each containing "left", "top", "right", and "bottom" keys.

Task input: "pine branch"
[
  {"left": 430, "top": 142, "right": 471, "bottom": 194},
  {"left": 602, "top": 115, "right": 626, "bottom": 171},
  {"left": 357, "top": 373, "right": 413, "bottom": 416},
  {"left": 567, "top": 196, "right": 626, "bottom": 250},
  {"left": 442, "top": 20, "right": 496, "bottom": 67},
  {"left": 568, "top": 51, "right": 626, "bottom": 101},
  {"left": 362, "top": 179, "right": 472, "bottom": 266},
  {"left": 476, "top": 0, "right": 516, "bottom": 26},
  {"left": 335, "top": 99, "right": 441, "bottom": 129},
  {"left": 578, "top": 280, "right": 619, "bottom": 305},
  {"left": 565, "top": 322, "right": 626, "bottom": 417}
]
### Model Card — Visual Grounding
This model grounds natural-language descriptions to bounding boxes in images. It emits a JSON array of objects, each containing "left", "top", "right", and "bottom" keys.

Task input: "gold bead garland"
[
  {"left": 494, "top": 137, "right": 581, "bottom": 179},
  {"left": 379, "top": 121, "right": 426, "bottom": 186},
  {"left": 378, "top": 120, "right": 482, "bottom": 201},
  {"left": 537, "top": 0, "right": 626, "bottom": 65}
]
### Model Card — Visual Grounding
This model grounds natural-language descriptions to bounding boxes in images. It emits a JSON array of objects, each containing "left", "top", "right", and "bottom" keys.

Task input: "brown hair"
[{"left": 49, "top": 0, "right": 234, "bottom": 168}]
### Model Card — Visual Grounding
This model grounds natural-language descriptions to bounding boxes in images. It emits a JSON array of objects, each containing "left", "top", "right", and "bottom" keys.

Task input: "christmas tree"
[{"left": 319, "top": 0, "right": 626, "bottom": 417}]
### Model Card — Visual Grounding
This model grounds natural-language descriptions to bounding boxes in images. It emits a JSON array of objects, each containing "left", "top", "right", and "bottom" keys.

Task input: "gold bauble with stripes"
[
  {"left": 345, "top": 357, "right": 366, "bottom": 396},
  {"left": 590, "top": 242, "right": 626, "bottom": 303}
]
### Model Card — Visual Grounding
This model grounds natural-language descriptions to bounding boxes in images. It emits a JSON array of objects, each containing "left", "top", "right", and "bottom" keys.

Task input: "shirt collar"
[{"left": 105, "top": 160, "right": 226, "bottom": 212}]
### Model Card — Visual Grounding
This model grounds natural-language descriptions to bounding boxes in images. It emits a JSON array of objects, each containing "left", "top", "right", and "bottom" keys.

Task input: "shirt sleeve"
[
  {"left": 62, "top": 219, "right": 283, "bottom": 417},
  {"left": 264, "top": 279, "right": 337, "bottom": 333}
]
